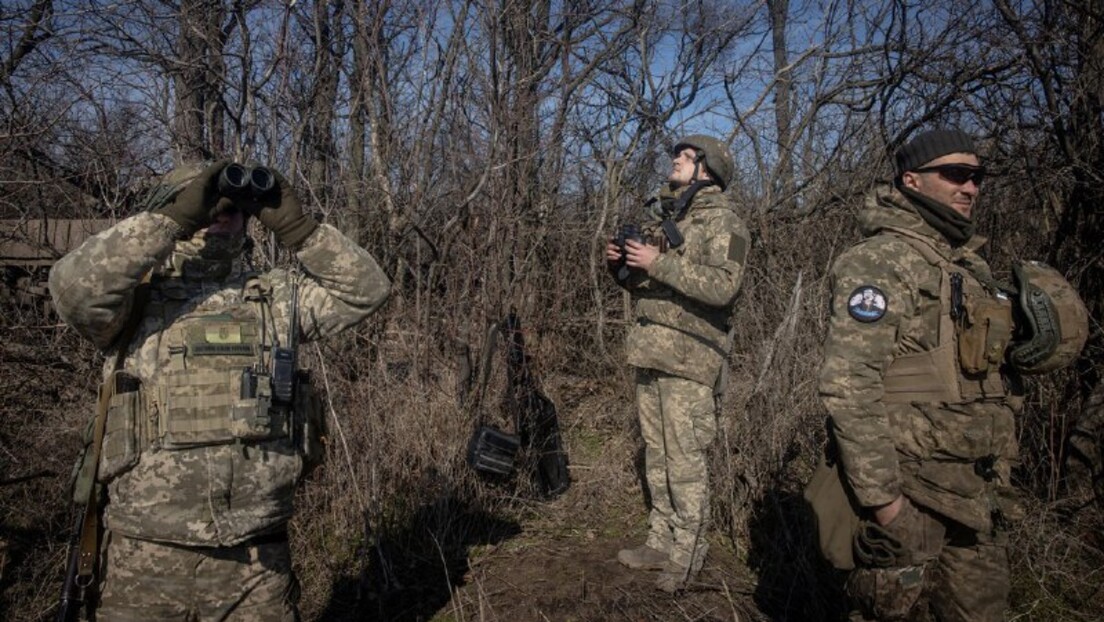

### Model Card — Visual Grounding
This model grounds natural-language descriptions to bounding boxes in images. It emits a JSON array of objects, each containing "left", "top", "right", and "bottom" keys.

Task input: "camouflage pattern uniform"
[
  {"left": 50, "top": 211, "right": 390, "bottom": 620},
  {"left": 819, "top": 184, "right": 1019, "bottom": 621},
  {"left": 617, "top": 184, "right": 749, "bottom": 586}
]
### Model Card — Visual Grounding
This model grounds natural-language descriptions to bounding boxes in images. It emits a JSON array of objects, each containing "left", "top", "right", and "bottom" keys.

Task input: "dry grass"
[{"left": 2, "top": 204, "right": 1102, "bottom": 621}]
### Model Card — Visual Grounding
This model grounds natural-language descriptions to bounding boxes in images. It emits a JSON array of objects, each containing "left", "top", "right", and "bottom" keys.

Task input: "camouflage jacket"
[
  {"left": 818, "top": 184, "right": 1020, "bottom": 532},
  {"left": 49, "top": 213, "right": 390, "bottom": 546},
  {"left": 618, "top": 185, "right": 749, "bottom": 386}
]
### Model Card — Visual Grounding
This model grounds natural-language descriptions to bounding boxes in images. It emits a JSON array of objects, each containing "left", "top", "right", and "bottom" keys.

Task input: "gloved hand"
[
  {"left": 251, "top": 170, "right": 318, "bottom": 249},
  {"left": 155, "top": 160, "right": 234, "bottom": 237},
  {"left": 853, "top": 521, "right": 909, "bottom": 568}
]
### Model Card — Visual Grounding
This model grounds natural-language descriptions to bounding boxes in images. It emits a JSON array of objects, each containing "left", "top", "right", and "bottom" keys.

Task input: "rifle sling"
[{"left": 75, "top": 275, "right": 151, "bottom": 582}]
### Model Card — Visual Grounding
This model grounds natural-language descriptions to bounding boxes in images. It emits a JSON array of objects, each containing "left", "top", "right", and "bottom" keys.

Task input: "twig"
[
  {"left": 751, "top": 270, "right": 804, "bottom": 396},
  {"left": 313, "top": 342, "right": 366, "bottom": 510},
  {"left": 720, "top": 577, "right": 742, "bottom": 621},
  {"left": 0, "top": 470, "right": 56, "bottom": 486},
  {"left": 431, "top": 529, "right": 463, "bottom": 621}
]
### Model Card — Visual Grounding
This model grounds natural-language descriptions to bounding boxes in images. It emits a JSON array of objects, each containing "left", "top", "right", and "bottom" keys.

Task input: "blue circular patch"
[{"left": 847, "top": 286, "right": 887, "bottom": 322}]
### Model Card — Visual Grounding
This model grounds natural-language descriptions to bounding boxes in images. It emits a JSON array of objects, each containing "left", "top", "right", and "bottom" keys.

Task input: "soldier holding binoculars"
[
  {"left": 49, "top": 160, "right": 390, "bottom": 621},
  {"left": 606, "top": 135, "right": 750, "bottom": 593}
]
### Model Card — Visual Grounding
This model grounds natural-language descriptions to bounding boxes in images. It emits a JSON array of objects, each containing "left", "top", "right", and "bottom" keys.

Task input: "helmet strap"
[
  {"left": 671, "top": 178, "right": 715, "bottom": 219},
  {"left": 691, "top": 150, "right": 706, "bottom": 184}
]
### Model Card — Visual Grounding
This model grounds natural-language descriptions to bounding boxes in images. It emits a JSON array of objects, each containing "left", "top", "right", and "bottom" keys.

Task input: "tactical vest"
[
  {"left": 880, "top": 230, "right": 1013, "bottom": 405},
  {"left": 96, "top": 273, "right": 325, "bottom": 487}
]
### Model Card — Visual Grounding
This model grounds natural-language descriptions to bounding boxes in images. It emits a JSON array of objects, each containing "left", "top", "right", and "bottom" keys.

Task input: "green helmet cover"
[
  {"left": 1008, "top": 260, "right": 1089, "bottom": 374},
  {"left": 671, "top": 134, "right": 735, "bottom": 190}
]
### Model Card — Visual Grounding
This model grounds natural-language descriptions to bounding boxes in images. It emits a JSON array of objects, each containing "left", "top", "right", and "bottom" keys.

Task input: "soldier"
[
  {"left": 49, "top": 161, "right": 390, "bottom": 620},
  {"left": 815, "top": 129, "right": 1086, "bottom": 620},
  {"left": 606, "top": 135, "right": 750, "bottom": 592}
]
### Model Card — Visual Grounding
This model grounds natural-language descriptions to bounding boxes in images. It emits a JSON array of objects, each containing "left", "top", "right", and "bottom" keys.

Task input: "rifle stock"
[
  {"left": 504, "top": 311, "right": 570, "bottom": 498},
  {"left": 56, "top": 380, "right": 113, "bottom": 622}
]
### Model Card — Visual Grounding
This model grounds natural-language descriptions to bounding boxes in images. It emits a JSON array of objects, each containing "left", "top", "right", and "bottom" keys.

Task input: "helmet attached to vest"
[
  {"left": 1008, "top": 260, "right": 1088, "bottom": 374},
  {"left": 670, "top": 135, "right": 734, "bottom": 191}
]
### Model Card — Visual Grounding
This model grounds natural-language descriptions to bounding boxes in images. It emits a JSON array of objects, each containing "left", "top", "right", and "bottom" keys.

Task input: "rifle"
[
  {"left": 57, "top": 505, "right": 95, "bottom": 622},
  {"left": 466, "top": 321, "right": 522, "bottom": 477},
  {"left": 504, "top": 310, "right": 569, "bottom": 498},
  {"left": 56, "top": 373, "right": 120, "bottom": 622}
]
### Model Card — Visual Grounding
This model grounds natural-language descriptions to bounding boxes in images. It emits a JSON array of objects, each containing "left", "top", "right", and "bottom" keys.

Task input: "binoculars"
[
  {"left": 217, "top": 163, "right": 275, "bottom": 198},
  {"left": 613, "top": 223, "right": 642, "bottom": 281}
]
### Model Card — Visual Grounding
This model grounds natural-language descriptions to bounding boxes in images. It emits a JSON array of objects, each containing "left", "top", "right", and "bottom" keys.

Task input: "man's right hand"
[
  {"left": 155, "top": 160, "right": 233, "bottom": 237},
  {"left": 623, "top": 239, "right": 660, "bottom": 272},
  {"left": 873, "top": 495, "right": 906, "bottom": 526}
]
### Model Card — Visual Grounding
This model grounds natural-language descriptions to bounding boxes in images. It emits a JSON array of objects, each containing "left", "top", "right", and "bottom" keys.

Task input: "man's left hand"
[
  {"left": 251, "top": 170, "right": 318, "bottom": 249},
  {"left": 623, "top": 239, "right": 660, "bottom": 272}
]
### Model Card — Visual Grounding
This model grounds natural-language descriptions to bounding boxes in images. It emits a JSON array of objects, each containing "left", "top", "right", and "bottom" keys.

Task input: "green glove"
[
  {"left": 853, "top": 521, "right": 910, "bottom": 568},
  {"left": 252, "top": 170, "right": 318, "bottom": 249},
  {"left": 155, "top": 160, "right": 234, "bottom": 237}
]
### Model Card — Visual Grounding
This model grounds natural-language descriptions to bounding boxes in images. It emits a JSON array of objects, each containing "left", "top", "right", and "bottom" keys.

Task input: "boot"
[
  {"left": 617, "top": 544, "right": 669, "bottom": 570},
  {"left": 655, "top": 561, "right": 694, "bottom": 593}
]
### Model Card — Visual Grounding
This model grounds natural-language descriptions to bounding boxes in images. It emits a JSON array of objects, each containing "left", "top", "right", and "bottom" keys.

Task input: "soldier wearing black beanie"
[
  {"left": 895, "top": 128, "right": 977, "bottom": 180},
  {"left": 893, "top": 128, "right": 984, "bottom": 246},
  {"left": 813, "top": 124, "right": 1018, "bottom": 622}
]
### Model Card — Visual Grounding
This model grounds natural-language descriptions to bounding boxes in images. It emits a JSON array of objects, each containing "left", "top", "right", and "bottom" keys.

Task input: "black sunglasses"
[{"left": 913, "top": 164, "right": 987, "bottom": 185}]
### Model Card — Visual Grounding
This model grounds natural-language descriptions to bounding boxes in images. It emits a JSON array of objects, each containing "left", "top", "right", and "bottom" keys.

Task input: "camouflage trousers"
[
  {"left": 96, "top": 530, "right": 299, "bottom": 621},
  {"left": 635, "top": 369, "right": 717, "bottom": 577},
  {"left": 846, "top": 498, "right": 1009, "bottom": 622}
]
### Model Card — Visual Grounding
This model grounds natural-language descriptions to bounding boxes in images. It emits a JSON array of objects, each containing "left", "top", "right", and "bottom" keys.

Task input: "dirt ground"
[
  {"left": 293, "top": 371, "right": 793, "bottom": 622},
  {"left": 356, "top": 373, "right": 778, "bottom": 622},
  {"left": 440, "top": 525, "right": 763, "bottom": 622}
]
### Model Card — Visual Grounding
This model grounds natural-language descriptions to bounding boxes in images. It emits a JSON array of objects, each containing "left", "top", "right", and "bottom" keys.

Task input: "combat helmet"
[
  {"left": 671, "top": 134, "right": 735, "bottom": 190},
  {"left": 1008, "top": 260, "right": 1089, "bottom": 374}
]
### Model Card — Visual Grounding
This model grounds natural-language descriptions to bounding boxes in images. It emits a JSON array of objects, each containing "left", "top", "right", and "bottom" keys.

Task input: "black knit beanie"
[{"left": 895, "top": 129, "right": 977, "bottom": 178}]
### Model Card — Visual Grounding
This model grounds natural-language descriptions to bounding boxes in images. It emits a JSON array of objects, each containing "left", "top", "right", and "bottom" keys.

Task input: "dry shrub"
[
  {"left": 705, "top": 206, "right": 857, "bottom": 620},
  {"left": 289, "top": 325, "right": 518, "bottom": 620},
  {"left": 0, "top": 313, "right": 103, "bottom": 622},
  {"left": 281, "top": 290, "right": 638, "bottom": 620},
  {"left": 1008, "top": 498, "right": 1104, "bottom": 620},
  {"left": 2, "top": 178, "right": 1102, "bottom": 622}
]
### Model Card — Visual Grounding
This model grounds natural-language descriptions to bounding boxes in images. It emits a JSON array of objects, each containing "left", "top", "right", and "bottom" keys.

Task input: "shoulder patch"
[
  {"left": 727, "top": 235, "right": 748, "bottom": 263},
  {"left": 847, "top": 285, "right": 887, "bottom": 322}
]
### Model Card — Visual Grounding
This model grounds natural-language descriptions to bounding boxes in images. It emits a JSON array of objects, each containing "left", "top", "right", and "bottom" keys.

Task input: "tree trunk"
[
  {"left": 768, "top": 0, "right": 796, "bottom": 212},
  {"left": 173, "top": 0, "right": 226, "bottom": 163}
]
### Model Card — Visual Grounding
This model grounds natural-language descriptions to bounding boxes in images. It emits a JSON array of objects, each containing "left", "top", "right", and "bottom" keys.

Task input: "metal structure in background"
[{"left": 1, "top": 219, "right": 115, "bottom": 310}]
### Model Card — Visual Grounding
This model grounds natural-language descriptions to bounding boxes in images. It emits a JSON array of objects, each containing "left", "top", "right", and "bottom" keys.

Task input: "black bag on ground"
[
  {"left": 464, "top": 311, "right": 570, "bottom": 498},
  {"left": 467, "top": 425, "right": 520, "bottom": 476}
]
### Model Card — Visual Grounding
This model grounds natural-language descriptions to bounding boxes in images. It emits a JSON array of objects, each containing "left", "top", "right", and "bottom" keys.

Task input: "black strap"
[
  {"left": 75, "top": 273, "right": 152, "bottom": 588},
  {"left": 668, "top": 179, "right": 715, "bottom": 221},
  {"left": 661, "top": 179, "right": 715, "bottom": 248}
]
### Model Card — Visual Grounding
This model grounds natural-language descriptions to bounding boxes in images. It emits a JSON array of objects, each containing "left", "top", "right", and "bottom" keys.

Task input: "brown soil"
[
  {"left": 408, "top": 373, "right": 768, "bottom": 622},
  {"left": 444, "top": 529, "right": 762, "bottom": 622}
]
